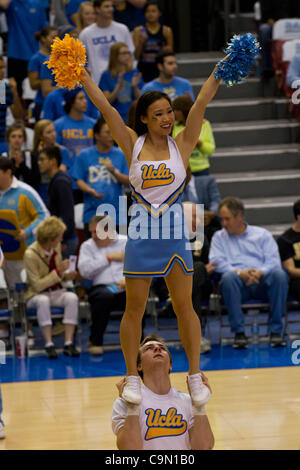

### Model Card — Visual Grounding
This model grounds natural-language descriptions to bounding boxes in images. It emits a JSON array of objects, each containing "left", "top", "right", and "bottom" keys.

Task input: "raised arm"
[
  {"left": 82, "top": 71, "right": 137, "bottom": 166},
  {"left": 175, "top": 67, "right": 221, "bottom": 168}
]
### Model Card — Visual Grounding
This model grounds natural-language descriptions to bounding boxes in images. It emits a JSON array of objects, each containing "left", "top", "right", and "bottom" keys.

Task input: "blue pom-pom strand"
[{"left": 215, "top": 33, "right": 260, "bottom": 87}]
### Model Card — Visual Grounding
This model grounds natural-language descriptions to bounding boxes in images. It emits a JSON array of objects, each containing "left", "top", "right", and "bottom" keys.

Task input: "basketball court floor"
[{"left": 0, "top": 331, "right": 299, "bottom": 450}]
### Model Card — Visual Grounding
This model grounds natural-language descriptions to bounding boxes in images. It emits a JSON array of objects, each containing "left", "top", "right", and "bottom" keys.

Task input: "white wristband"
[
  {"left": 127, "top": 404, "right": 140, "bottom": 416},
  {"left": 193, "top": 404, "right": 206, "bottom": 416}
]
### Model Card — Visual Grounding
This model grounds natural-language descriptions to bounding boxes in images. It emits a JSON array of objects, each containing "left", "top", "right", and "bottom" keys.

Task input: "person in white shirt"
[
  {"left": 79, "top": 0, "right": 135, "bottom": 86},
  {"left": 78, "top": 213, "right": 127, "bottom": 355},
  {"left": 111, "top": 333, "right": 214, "bottom": 450}
]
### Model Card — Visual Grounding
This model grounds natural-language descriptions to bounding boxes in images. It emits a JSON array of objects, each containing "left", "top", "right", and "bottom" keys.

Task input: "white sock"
[
  {"left": 64, "top": 341, "right": 72, "bottom": 346},
  {"left": 45, "top": 342, "right": 54, "bottom": 348}
]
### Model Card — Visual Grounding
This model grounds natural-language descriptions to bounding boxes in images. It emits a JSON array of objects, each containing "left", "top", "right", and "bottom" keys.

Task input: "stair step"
[
  {"left": 206, "top": 97, "right": 288, "bottom": 122},
  {"left": 243, "top": 195, "right": 296, "bottom": 225},
  {"left": 216, "top": 169, "right": 300, "bottom": 198},
  {"left": 210, "top": 143, "right": 300, "bottom": 173},
  {"left": 191, "top": 76, "right": 266, "bottom": 100},
  {"left": 261, "top": 224, "right": 290, "bottom": 237},
  {"left": 212, "top": 119, "right": 299, "bottom": 147}
]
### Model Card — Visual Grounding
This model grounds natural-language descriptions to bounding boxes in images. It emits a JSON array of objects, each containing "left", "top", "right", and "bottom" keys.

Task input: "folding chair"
[{"left": 15, "top": 280, "right": 82, "bottom": 355}]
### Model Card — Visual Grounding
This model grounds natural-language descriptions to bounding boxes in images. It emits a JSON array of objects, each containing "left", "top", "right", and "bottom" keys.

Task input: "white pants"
[{"left": 26, "top": 289, "right": 78, "bottom": 328}]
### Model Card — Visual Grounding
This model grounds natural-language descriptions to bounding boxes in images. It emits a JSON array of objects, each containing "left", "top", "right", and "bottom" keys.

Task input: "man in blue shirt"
[
  {"left": 209, "top": 197, "right": 289, "bottom": 349},
  {"left": 54, "top": 87, "right": 96, "bottom": 203},
  {"left": 0, "top": 0, "right": 48, "bottom": 97},
  {"left": 41, "top": 88, "right": 100, "bottom": 122},
  {"left": 72, "top": 117, "right": 129, "bottom": 238},
  {"left": 140, "top": 51, "right": 195, "bottom": 101}
]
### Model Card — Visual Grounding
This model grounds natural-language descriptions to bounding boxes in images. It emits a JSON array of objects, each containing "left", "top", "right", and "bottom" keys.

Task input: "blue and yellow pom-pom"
[{"left": 215, "top": 33, "right": 260, "bottom": 87}]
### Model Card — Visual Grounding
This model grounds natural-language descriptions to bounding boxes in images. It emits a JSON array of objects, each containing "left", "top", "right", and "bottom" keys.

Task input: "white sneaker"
[
  {"left": 0, "top": 421, "right": 5, "bottom": 439},
  {"left": 188, "top": 372, "right": 211, "bottom": 407},
  {"left": 122, "top": 375, "right": 142, "bottom": 405}
]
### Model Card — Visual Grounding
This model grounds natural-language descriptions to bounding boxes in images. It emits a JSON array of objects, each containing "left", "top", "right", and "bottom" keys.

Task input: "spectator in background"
[
  {"left": 41, "top": 86, "right": 100, "bottom": 122},
  {"left": 133, "top": 0, "right": 173, "bottom": 83},
  {"left": 0, "top": 56, "right": 24, "bottom": 154},
  {"left": 2, "top": 121, "right": 40, "bottom": 191},
  {"left": 54, "top": 88, "right": 95, "bottom": 204},
  {"left": 209, "top": 197, "right": 289, "bottom": 349},
  {"left": 32, "top": 119, "right": 72, "bottom": 202},
  {"left": 140, "top": 51, "right": 194, "bottom": 100},
  {"left": 40, "top": 25, "right": 79, "bottom": 100},
  {"left": 112, "top": 0, "right": 146, "bottom": 32},
  {"left": 28, "top": 26, "right": 57, "bottom": 122},
  {"left": 277, "top": 199, "right": 300, "bottom": 302},
  {"left": 258, "top": 0, "right": 300, "bottom": 79},
  {"left": 72, "top": 117, "right": 129, "bottom": 239},
  {"left": 37, "top": 146, "right": 78, "bottom": 258},
  {"left": 0, "top": 0, "right": 48, "bottom": 98},
  {"left": 77, "top": 1, "right": 96, "bottom": 32},
  {"left": 99, "top": 42, "right": 143, "bottom": 122},
  {"left": 66, "top": 0, "right": 85, "bottom": 25},
  {"left": 0, "top": 156, "right": 49, "bottom": 289},
  {"left": 24, "top": 216, "right": 80, "bottom": 359},
  {"left": 78, "top": 214, "right": 127, "bottom": 355},
  {"left": 79, "top": 0, "right": 135, "bottom": 86},
  {"left": 183, "top": 168, "right": 221, "bottom": 244},
  {"left": 172, "top": 95, "right": 215, "bottom": 177}
]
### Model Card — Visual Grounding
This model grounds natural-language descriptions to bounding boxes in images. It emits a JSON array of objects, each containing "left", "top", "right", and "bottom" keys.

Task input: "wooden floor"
[{"left": 0, "top": 366, "right": 299, "bottom": 450}]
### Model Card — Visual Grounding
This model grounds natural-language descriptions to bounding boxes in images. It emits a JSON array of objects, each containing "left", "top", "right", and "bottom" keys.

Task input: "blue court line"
[{"left": 0, "top": 341, "right": 298, "bottom": 384}]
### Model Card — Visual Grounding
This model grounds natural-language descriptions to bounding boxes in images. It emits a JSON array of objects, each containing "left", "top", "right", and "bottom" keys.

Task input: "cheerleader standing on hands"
[
  {"left": 80, "top": 67, "right": 220, "bottom": 406},
  {"left": 46, "top": 32, "right": 259, "bottom": 406}
]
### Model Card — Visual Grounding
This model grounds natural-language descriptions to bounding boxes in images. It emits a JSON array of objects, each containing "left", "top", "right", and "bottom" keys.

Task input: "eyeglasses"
[{"left": 119, "top": 51, "right": 131, "bottom": 55}]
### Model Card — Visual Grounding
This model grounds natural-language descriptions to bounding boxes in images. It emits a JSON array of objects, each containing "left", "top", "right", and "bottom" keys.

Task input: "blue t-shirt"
[
  {"left": 71, "top": 145, "right": 129, "bottom": 224},
  {"left": 2, "top": 0, "right": 47, "bottom": 61},
  {"left": 40, "top": 57, "right": 57, "bottom": 86},
  {"left": 54, "top": 114, "right": 95, "bottom": 187},
  {"left": 28, "top": 51, "right": 48, "bottom": 105},
  {"left": 113, "top": 3, "right": 145, "bottom": 31},
  {"left": 66, "top": 0, "right": 83, "bottom": 24},
  {"left": 141, "top": 77, "right": 195, "bottom": 101},
  {"left": 41, "top": 88, "right": 100, "bottom": 121},
  {"left": 99, "top": 69, "right": 144, "bottom": 122}
]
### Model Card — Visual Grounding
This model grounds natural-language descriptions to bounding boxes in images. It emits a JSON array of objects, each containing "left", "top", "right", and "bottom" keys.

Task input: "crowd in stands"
[{"left": 0, "top": 0, "right": 299, "bottom": 359}]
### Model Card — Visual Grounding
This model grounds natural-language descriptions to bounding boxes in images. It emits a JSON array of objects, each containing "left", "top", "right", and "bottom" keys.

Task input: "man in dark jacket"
[{"left": 37, "top": 146, "right": 78, "bottom": 258}]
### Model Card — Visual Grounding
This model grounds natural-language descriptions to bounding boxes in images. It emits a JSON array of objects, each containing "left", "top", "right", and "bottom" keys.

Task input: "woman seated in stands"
[{"left": 23, "top": 216, "right": 80, "bottom": 359}]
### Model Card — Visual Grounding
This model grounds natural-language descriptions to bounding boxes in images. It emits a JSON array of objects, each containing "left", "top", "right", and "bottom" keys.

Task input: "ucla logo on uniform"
[
  {"left": 141, "top": 163, "right": 175, "bottom": 189},
  {"left": 144, "top": 407, "right": 187, "bottom": 440}
]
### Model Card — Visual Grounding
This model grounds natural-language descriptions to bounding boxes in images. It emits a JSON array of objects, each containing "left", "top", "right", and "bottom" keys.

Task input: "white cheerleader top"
[{"left": 129, "top": 134, "right": 186, "bottom": 216}]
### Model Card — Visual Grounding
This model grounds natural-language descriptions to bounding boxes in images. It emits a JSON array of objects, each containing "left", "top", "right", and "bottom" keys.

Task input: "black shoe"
[
  {"left": 45, "top": 345, "right": 58, "bottom": 359},
  {"left": 270, "top": 333, "right": 286, "bottom": 347},
  {"left": 63, "top": 343, "right": 80, "bottom": 357},
  {"left": 233, "top": 332, "right": 248, "bottom": 349}
]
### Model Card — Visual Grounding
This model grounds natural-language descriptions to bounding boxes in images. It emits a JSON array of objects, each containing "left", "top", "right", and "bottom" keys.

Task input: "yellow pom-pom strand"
[{"left": 44, "top": 34, "right": 87, "bottom": 90}]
